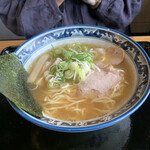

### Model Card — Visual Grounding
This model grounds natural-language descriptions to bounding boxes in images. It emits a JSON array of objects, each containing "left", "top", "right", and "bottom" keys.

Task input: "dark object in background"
[
  {"left": 0, "top": 46, "right": 18, "bottom": 55},
  {"left": 138, "top": 42, "right": 150, "bottom": 56}
]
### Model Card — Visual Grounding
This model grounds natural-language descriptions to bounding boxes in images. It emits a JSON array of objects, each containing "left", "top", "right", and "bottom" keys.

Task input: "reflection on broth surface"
[{"left": 27, "top": 43, "right": 136, "bottom": 121}]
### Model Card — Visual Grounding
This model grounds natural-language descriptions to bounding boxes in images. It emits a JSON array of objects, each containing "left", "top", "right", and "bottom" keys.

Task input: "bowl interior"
[{"left": 13, "top": 25, "right": 150, "bottom": 132}]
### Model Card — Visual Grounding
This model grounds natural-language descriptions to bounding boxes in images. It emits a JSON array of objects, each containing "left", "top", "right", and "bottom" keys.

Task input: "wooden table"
[{"left": 0, "top": 36, "right": 150, "bottom": 52}]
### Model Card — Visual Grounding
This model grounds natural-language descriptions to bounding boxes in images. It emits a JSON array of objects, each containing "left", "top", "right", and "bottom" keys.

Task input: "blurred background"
[
  {"left": 0, "top": 0, "right": 150, "bottom": 40},
  {"left": 130, "top": 0, "right": 150, "bottom": 35}
]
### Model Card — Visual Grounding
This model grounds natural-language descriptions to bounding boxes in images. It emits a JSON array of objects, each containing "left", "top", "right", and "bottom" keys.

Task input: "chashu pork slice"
[
  {"left": 94, "top": 47, "right": 125, "bottom": 68},
  {"left": 77, "top": 70, "right": 122, "bottom": 98}
]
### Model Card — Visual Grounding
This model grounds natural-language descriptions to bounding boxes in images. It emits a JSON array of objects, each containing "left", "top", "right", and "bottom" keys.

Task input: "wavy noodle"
[
  {"left": 42, "top": 83, "right": 86, "bottom": 109},
  {"left": 41, "top": 74, "right": 127, "bottom": 120}
]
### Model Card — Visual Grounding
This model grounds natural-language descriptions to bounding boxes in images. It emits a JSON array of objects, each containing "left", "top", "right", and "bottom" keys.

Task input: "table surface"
[
  {"left": 0, "top": 36, "right": 150, "bottom": 150},
  {"left": 0, "top": 36, "right": 150, "bottom": 52}
]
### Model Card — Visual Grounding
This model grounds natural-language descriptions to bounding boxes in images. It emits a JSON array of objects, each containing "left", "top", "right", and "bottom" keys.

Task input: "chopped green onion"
[
  {"left": 32, "top": 80, "right": 38, "bottom": 85},
  {"left": 64, "top": 70, "right": 74, "bottom": 79},
  {"left": 78, "top": 69, "right": 86, "bottom": 81},
  {"left": 69, "top": 62, "right": 79, "bottom": 71},
  {"left": 80, "top": 61, "right": 91, "bottom": 74},
  {"left": 47, "top": 43, "right": 96, "bottom": 88}
]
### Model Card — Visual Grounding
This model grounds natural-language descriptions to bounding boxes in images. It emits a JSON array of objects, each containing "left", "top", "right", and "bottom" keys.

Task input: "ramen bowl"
[{"left": 10, "top": 25, "right": 150, "bottom": 132}]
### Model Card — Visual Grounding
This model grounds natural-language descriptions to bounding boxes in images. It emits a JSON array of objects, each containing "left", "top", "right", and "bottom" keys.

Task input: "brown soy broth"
[
  {"left": 28, "top": 43, "right": 136, "bottom": 121},
  {"left": 115, "top": 55, "right": 137, "bottom": 103}
]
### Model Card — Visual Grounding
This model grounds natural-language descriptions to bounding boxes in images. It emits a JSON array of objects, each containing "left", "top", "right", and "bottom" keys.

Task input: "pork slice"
[
  {"left": 107, "top": 46, "right": 125, "bottom": 65},
  {"left": 94, "top": 46, "right": 125, "bottom": 67},
  {"left": 77, "top": 70, "right": 122, "bottom": 98}
]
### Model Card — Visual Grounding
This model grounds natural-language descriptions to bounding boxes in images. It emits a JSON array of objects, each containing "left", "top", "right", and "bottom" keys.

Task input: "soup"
[{"left": 27, "top": 43, "right": 136, "bottom": 121}]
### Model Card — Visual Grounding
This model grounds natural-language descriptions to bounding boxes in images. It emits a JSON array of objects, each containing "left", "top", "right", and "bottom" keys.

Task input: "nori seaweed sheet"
[{"left": 0, "top": 53, "right": 42, "bottom": 117}]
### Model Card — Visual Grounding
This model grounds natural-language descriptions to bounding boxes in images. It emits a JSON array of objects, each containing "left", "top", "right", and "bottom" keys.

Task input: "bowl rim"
[
  {"left": 15, "top": 24, "right": 150, "bottom": 62},
  {"left": 12, "top": 25, "right": 150, "bottom": 132}
]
